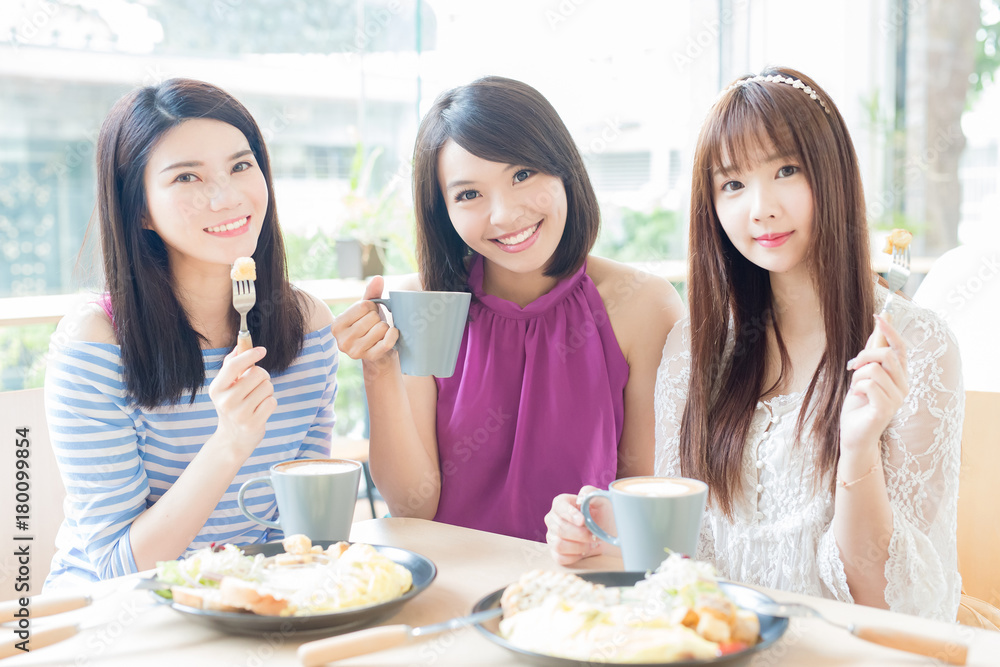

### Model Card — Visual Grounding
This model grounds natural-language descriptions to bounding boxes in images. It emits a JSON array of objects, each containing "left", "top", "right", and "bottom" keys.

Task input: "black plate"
[
  {"left": 152, "top": 541, "right": 436, "bottom": 636},
  {"left": 472, "top": 572, "right": 788, "bottom": 666}
]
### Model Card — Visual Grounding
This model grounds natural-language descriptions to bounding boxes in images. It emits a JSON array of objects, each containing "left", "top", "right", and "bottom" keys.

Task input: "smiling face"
[
  {"left": 142, "top": 118, "right": 267, "bottom": 274},
  {"left": 437, "top": 139, "right": 568, "bottom": 285},
  {"left": 712, "top": 143, "right": 814, "bottom": 280}
]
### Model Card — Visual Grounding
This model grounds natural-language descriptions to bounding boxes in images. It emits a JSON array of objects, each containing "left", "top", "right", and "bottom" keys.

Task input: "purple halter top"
[{"left": 433, "top": 255, "right": 629, "bottom": 541}]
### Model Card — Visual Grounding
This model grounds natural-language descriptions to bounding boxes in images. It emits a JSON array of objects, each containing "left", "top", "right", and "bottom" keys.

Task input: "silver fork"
[
  {"left": 232, "top": 278, "right": 256, "bottom": 353},
  {"left": 869, "top": 245, "right": 911, "bottom": 348},
  {"left": 753, "top": 601, "right": 967, "bottom": 665}
]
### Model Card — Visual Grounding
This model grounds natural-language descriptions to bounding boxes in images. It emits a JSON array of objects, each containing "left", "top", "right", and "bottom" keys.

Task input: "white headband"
[{"left": 727, "top": 74, "right": 832, "bottom": 115}]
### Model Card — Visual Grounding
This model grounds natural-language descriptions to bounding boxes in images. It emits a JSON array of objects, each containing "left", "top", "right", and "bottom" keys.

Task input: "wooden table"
[{"left": 3, "top": 518, "right": 997, "bottom": 666}]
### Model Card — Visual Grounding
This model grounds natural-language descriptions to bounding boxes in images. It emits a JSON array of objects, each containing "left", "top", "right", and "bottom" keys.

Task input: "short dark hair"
[
  {"left": 412, "top": 76, "right": 600, "bottom": 291},
  {"left": 95, "top": 78, "right": 305, "bottom": 408}
]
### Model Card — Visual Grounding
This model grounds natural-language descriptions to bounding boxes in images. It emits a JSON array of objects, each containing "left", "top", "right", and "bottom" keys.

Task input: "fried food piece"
[
  {"left": 696, "top": 612, "right": 732, "bottom": 643},
  {"left": 282, "top": 534, "right": 313, "bottom": 556},
  {"left": 230, "top": 256, "right": 257, "bottom": 281},
  {"left": 882, "top": 228, "right": 913, "bottom": 254},
  {"left": 732, "top": 608, "right": 761, "bottom": 645},
  {"left": 694, "top": 593, "right": 737, "bottom": 622},
  {"left": 670, "top": 605, "right": 699, "bottom": 628},
  {"left": 325, "top": 542, "right": 351, "bottom": 558}
]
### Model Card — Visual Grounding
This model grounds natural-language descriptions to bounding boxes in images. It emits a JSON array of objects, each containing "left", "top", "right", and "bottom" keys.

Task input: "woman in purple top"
[{"left": 333, "top": 76, "right": 684, "bottom": 541}]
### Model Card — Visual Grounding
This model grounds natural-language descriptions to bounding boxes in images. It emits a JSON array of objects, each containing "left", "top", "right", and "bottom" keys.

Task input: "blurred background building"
[{"left": 1, "top": 0, "right": 998, "bottom": 398}]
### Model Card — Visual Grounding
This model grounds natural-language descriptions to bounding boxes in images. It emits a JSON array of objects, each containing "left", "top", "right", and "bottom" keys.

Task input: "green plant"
[
  {"left": 0, "top": 324, "right": 55, "bottom": 391},
  {"left": 858, "top": 89, "right": 926, "bottom": 236},
  {"left": 593, "top": 206, "right": 684, "bottom": 262},
  {"left": 973, "top": 1, "right": 1000, "bottom": 97},
  {"left": 337, "top": 143, "right": 417, "bottom": 274},
  {"left": 328, "top": 303, "right": 367, "bottom": 438}
]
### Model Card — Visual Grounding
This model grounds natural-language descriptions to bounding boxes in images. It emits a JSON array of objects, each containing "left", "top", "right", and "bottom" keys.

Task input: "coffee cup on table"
[
  {"left": 580, "top": 476, "right": 708, "bottom": 572},
  {"left": 371, "top": 290, "right": 471, "bottom": 378},
  {"left": 238, "top": 458, "right": 362, "bottom": 542}
]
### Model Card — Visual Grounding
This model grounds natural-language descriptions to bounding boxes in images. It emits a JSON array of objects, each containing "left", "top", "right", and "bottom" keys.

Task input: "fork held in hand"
[
  {"left": 868, "top": 245, "right": 911, "bottom": 350},
  {"left": 232, "top": 279, "right": 256, "bottom": 353}
]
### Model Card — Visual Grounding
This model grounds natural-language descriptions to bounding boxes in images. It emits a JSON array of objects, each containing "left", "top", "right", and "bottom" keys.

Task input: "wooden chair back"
[{"left": 957, "top": 391, "right": 1000, "bottom": 614}]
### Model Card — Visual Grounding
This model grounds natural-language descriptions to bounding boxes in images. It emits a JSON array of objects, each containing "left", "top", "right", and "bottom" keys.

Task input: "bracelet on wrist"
[{"left": 838, "top": 460, "right": 881, "bottom": 489}]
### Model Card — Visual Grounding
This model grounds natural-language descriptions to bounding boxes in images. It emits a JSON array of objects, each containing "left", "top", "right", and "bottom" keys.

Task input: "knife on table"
[
  {"left": 297, "top": 607, "right": 502, "bottom": 666},
  {"left": 0, "top": 578, "right": 168, "bottom": 625},
  {"left": 0, "top": 580, "right": 169, "bottom": 660}
]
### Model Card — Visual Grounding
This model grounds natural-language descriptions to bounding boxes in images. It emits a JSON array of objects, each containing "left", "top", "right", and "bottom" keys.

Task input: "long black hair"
[{"left": 95, "top": 78, "right": 305, "bottom": 408}]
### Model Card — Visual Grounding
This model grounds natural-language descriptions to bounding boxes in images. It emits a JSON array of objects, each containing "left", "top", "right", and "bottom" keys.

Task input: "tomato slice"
[{"left": 717, "top": 641, "right": 749, "bottom": 655}]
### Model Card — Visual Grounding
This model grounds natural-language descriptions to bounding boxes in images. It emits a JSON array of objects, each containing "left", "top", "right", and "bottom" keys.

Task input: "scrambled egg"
[
  {"left": 500, "top": 596, "right": 721, "bottom": 662},
  {"left": 270, "top": 543, "right": 413, "bottom": 615},
  {"left": 156, "top": 536, "right": 412, "bottom": 617},
  {"left": 498, "top": 555, "right": 759, "bottom": 663}
]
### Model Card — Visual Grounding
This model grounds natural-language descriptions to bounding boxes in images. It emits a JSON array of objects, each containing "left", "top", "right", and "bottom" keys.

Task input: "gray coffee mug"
[
  {"left": 372, "top": 290, "right": 471, "bottom": 377},
  {"left": 581, "top": 476, "right": 708, "bottom": 572},
  {"left": 238, "top": 458, "right": 362, "bottom": 542}
]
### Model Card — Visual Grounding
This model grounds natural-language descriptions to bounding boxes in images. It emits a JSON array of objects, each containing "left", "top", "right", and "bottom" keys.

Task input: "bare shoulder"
[
  {"left": 56, "top": 300, "right": 117, "bottom": 345},
  {"left": 296, "top": 288, "right": 335, "bottom": 332},
  {"left": 586, "top": 256, "right": 684, "bottom": 326}
]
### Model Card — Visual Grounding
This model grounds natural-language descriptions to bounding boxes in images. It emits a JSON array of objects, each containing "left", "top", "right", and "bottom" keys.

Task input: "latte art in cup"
[
  {"left": 279, "top": 460, "right": 360, "bottom": 476},
  {"left": 614, "top": 477, "right": 705, "bottom": 497}
]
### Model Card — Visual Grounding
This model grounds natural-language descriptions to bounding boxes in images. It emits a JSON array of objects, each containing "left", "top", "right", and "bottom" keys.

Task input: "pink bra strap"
[{"left": 94, "top": 293, "right": 115, "bottom": 326}]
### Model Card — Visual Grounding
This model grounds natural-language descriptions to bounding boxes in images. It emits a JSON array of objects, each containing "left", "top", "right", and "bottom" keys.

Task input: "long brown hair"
[
  {"left": 679, "top": 67, "right": 875, "bottom": 517},
  {"left": 412, "top": 76, "right": 601, "bottom": 292},
  {"left": 95, "top": 78, "right": 305, "bottom": 408}
]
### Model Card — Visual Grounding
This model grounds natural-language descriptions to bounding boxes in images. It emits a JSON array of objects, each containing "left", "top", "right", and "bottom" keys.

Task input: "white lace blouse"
[{"left": 653, "top": 284, "right": 963, "bottom": 621}]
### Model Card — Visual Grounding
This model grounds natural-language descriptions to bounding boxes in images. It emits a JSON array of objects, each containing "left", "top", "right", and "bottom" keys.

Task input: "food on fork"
[
  {"left": 230, "top": 256, "right": 257, "bottom": 281},
  {"left": 882, "top": 228, "right": 913, "bottom": 254},
  {"left": 499, "top": 554, "right": 760, "bottom": 662},
  {"left": 155, "top": 535, "right": 412, "bottom": 616}
]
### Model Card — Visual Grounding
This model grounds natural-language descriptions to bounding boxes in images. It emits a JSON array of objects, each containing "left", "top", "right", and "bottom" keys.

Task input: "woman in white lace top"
[{"left": 545, "top": 67, "right": 962, "bottom": 621}]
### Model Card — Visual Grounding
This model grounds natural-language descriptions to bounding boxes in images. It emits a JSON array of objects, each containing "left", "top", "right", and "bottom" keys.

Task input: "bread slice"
[
  {"left": 170, "top": 586, "right": 242, "bottom": 612},
  {"left": 218, "top": 576, "right": 289, "bottom": 616}
]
